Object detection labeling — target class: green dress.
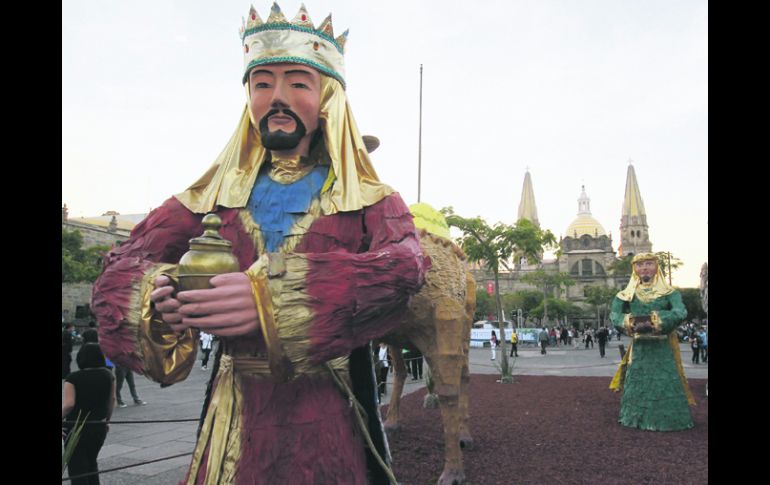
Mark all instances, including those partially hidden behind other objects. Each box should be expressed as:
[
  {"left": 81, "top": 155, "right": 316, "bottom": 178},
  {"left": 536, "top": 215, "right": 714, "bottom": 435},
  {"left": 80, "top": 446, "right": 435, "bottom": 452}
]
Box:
[{"left": 610, "top": 291, "right": 694, "bottom": 431}]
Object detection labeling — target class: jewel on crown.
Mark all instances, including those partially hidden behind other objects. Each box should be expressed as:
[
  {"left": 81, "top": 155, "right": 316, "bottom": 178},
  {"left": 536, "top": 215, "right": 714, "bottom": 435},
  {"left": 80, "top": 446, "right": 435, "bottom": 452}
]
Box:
[{"left": 240, "top": 2, "right": 349, "bottom": 53}]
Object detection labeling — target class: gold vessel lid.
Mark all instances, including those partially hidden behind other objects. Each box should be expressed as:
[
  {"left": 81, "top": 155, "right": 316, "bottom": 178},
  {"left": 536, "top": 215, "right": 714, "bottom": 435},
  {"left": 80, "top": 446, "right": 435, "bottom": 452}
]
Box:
[{"left": 189, "top": 213, "right": 232, "bottom": 249}]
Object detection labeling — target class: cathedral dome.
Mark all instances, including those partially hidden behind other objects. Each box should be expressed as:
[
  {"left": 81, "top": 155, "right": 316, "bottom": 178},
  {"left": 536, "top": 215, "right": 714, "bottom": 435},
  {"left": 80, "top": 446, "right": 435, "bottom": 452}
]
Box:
[
  {"left": 566, "top": 214, "right": 606, "bottom": 238},
  {"left": 565, "top": 185, "right": 606, "bottom": 238}
]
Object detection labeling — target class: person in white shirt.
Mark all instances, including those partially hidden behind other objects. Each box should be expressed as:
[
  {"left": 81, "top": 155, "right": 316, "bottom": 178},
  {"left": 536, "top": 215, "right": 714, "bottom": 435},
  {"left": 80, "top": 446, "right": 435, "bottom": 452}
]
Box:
[
  {"left": 377, "top": 342, "right": 390, "bottom": 398},
  {"left": 490, "top": 331, "right": 499, "bottom": 360},
  {"left": 200, "top": 331, "right": 214, "bottom": 370}
]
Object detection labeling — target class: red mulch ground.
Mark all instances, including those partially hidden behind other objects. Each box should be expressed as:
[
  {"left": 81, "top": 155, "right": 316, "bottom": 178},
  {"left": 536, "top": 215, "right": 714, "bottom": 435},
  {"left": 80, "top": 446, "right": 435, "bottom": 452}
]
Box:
[{"left": 382, "top": 375, "right": 708, "bottom": 485}]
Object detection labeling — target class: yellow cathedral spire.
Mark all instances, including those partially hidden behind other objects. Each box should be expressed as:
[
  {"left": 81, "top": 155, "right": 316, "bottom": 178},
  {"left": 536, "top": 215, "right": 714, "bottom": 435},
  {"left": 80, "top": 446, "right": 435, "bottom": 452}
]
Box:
[
  {"left": 619, "top": 161, "right": 652, "bottom": 256},
  {"left": 517, "top": 169, "right": 540, "bottom": 227}
]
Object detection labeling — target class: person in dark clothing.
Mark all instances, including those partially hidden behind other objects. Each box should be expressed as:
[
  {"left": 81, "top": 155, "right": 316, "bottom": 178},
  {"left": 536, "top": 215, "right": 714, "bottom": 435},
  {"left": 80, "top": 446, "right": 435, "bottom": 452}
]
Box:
[
  {"left": 409, "top": 347, "right": 424, "bottom": 380},
  {"left": 539, "top": 327, "right": 549, "bottom": 355},
  {"left": 81, "top": 321, "right": 99, "bottom": 344},
  {"left": 690, "top": 333, "right": 700, "bottom": 364},
  {"left": 114, "top": 365, "right": 146, "bottom": 407},
  {"left": 62, "top": 343, "right": 115, "bottom": 485},
  {"left": 62, "top": 324, "right": 75, "bottom": 379},
  {"left": 584, "top": 329, "right": 594, "bottom": 349},
  {"left": 596, "top": 326, "right": 609, "bottom": 358}
]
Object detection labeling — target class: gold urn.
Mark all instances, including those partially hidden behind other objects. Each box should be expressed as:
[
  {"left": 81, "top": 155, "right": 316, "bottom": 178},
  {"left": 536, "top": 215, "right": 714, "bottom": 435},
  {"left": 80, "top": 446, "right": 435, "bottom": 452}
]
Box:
[{"left": 177, "top": 214, "right": 240, "bottom": 291}]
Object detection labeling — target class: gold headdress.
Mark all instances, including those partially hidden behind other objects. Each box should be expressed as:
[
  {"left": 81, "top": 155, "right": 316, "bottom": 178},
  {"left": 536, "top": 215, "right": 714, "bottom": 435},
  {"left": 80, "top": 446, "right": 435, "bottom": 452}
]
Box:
[
  {"left": 615, "top": 252, "right": 674, "bottom": 302},
  {"left": 175, "top": 3, "right": 393, "bottom": 215}
]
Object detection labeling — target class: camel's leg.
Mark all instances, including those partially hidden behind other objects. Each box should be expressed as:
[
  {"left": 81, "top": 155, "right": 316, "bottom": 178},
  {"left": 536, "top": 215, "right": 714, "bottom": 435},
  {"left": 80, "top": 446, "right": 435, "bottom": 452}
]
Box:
[
  {"left": 458, "top": 344, "right": 473, "bottom": 450},
  {"left": 384, "top": 344, "right": 408, "bottom": 435},
  {"left": 459, "top": 275, "right": 476, "bottom": 450},
  {"left": 426, "top": 299, "right": 467, "bottom": 485}
]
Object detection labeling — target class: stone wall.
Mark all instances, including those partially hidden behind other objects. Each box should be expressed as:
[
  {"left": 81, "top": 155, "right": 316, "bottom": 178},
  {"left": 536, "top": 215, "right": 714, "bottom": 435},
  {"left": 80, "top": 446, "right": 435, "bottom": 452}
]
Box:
[
  {"left": 63, "top": 221, "right": 129, "bottom": 248},
  {"left": 62, "top": 282, "right": 93, "bottom": 324}
]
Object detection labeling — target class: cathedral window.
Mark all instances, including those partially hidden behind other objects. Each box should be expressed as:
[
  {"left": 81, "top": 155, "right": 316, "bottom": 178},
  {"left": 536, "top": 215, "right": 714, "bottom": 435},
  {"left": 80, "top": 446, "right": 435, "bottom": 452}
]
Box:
[{"left": 581, "top": 259, "right": 593, "bottom": 276}]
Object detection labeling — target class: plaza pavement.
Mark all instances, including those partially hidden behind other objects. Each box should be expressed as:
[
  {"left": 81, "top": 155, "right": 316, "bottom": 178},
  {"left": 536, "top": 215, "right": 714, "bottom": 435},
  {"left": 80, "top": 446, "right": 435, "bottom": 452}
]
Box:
[{"left": 62, "top": 335, "right": 708, "bottom": 484}]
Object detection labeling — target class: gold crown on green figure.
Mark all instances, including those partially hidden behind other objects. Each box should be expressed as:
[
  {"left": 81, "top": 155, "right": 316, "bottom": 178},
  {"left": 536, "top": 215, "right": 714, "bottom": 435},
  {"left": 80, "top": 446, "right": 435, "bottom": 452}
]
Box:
[{"left": 240, "top": 3, "right": 349, "bottom": 88}]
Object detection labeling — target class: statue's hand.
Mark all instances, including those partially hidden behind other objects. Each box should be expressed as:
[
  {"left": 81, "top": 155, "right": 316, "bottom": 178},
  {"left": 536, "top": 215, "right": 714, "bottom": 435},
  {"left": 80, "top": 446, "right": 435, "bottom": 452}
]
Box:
[
  {"left": 151, "top": 275, "right": 186, "bottom": 332},
  {"left": 176, "top": 272, "right": 260, "bottom": 338}
]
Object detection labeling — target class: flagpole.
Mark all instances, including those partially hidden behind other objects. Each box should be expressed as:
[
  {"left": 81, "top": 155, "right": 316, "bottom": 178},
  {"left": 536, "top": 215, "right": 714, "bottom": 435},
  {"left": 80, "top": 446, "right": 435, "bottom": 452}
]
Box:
[{"left": 418, "top": 64, "right": 423, "bottom": 203}]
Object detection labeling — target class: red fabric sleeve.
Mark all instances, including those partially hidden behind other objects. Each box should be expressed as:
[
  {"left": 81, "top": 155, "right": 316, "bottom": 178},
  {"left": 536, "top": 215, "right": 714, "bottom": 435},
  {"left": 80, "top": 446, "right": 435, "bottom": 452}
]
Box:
[
  {"left": 91, "top": 197, "right": 203, "bottom": 372},
  {"left": 303, "top": 193, "right": 429, "bottom": 364}
]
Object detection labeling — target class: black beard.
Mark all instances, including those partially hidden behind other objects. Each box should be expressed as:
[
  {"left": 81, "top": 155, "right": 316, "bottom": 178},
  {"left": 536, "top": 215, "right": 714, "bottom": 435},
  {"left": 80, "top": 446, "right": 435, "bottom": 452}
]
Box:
[
  {"left": 258, "top": 109, "right": 307, "bottom": 150},
  {"left": 640, "top": 275, "right": 653, "bottom": 283}
]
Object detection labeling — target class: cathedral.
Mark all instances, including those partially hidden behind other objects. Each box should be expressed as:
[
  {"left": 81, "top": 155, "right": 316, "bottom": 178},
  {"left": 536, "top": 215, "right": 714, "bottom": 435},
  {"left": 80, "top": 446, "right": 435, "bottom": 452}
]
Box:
[{"left": 470, "top": 163, "right": 652, "bottom": 321}]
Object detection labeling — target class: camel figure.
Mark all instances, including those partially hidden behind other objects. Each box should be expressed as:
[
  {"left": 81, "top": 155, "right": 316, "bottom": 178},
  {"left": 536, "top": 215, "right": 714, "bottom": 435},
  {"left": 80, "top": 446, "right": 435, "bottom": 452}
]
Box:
[{"left": 381, "top": 229, "right": 476, "bottom": 485}]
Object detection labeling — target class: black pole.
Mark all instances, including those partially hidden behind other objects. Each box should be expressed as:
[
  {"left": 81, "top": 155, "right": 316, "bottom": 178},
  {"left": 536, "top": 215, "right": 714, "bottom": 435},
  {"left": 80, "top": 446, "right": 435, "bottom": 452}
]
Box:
[{"left": 418, "top": 64, "right": 423, "bottom": 203}]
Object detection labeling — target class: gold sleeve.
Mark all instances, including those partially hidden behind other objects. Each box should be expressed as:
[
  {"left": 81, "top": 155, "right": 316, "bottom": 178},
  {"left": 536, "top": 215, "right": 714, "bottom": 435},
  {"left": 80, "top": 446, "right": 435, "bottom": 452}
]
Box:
[{"left": 137, "top": 263, "right": 199, "bottom": 385}]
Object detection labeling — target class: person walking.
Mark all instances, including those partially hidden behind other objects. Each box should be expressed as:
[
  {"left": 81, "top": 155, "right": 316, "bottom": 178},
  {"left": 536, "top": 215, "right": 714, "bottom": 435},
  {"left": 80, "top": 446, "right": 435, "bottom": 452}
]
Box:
[
  {"left": 585, "top": 328, "right": 594, "bottom": 349},
  {"left": 539, "top": 327, "right": 549, "bottom": 355},
  {"left": 81, "top": 321, "right": 99, "bottom": 344},
  {"left": 509, "top": 329, "right": 519, "bottom": 357},
  {"left": 490, "top": 331, "right": 499, "bottom": 360},
  {"left": 114, "top": 365, "right": 146, "bottom": 408},
  {"left": 690, "top": 332, "right": 700, "bottom": 364},
  {"left": 698, "top": 327, "right": 708, "bottom": 363},
  {"left": 377, "top": 343, "right": 390, "bottom": 398},
  {"left": 62, "top": 343, "right": 115, "bottom": 485},
  {"left": 62, "top": 323, "right": 75, "bottom": 379},
  {"left": 410, "top": 346, "right": 424, "bottom": 380},
  {"left": 597, "top": 326, "right": 609, "bottom": 358},
  {"left": 200, "top": 331, "right": 214, "bottom": 370}
]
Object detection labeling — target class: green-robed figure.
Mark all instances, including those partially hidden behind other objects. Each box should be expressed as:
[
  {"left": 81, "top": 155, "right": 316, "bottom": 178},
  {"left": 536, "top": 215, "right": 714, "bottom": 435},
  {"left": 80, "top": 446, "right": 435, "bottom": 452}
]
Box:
[{"left": 609, "top": 252, "right": 695, "bottom": 431}]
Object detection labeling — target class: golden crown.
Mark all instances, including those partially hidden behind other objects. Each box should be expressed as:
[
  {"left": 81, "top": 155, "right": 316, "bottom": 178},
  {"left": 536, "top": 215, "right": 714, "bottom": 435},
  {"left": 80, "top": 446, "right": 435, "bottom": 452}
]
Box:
[{"left": 240, "top": 3, "right": 349, "bottom": 88}]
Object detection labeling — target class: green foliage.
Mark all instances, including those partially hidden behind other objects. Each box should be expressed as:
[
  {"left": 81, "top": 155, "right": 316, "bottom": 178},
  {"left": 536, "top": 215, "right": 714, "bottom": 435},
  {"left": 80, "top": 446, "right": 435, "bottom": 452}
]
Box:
[
  {"left": 63, "top": 411, "right": 89, "bottom": 476},
  {"left": 520, "top": 270, "right": 575, "bottom": 323},
  {"left": 62, "top": 229, "right": 110, "bottom": 283},
  {"left": 679, "top": 288, "right": 707, "bottom": 321},
  {"left": 608, "top": 254, "right": 633, "bottom": 276},
  {"left": 584, "top": 285, "right": 618, "bottom": 326},
  {"left": 520, "top": 270, "right": 575, "bottom": 295},
  {"left": 474, "top": 288, "right": 496, "bottom": 321},
  {"left": 442, "top": 209, "right": 557, "bottom": 275},
  {"left": 501, "top": 291, "right": 543, "bottom": 321},
  {"left": 584, "top": 285, "right": 617, "bottom": 307},
  {"left": 609, "top": 252, "right": 683, "bottom": 279},
  {"left": 531, "top": 298, "right": 584, "bottom": 321},
  {"left": 656, "top": 251, "right": 683, "bottom": 278}
]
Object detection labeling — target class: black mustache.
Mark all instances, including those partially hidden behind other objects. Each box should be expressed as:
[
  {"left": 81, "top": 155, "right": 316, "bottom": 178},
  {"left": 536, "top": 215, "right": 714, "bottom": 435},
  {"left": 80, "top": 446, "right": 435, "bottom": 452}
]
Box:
[{"left": 261, "top": 109, "right": 302, "bottom": 126}]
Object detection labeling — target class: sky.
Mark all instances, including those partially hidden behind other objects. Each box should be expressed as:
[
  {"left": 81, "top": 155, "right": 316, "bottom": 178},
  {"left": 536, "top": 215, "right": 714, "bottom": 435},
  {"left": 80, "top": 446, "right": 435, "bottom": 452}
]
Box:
[{"left": 62, "top": 0, "right": 707, "bottom": 288}]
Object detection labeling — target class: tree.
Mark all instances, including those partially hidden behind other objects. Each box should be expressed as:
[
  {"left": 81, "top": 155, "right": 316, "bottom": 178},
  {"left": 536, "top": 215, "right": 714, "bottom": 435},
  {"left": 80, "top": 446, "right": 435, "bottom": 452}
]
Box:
[
  {"left": 608, "top": 254, "right": 633, "bottom": 276},
  {"left": 474, "top": 288, "right": 495, "bottom": 321},
  {"left": 531, "top": 298, "right": 583, "bottom": 326},
  {"left": 62, "top": 229, "right": 110, "bottom": 283},
  {"left": 656, "top": 251, "right": 683, "bottom": 281},
  {"left": 609, "top": 252, "right": 683, "bottom": 281},
  {"left": 679, "top": 288, "right": 707, "bottom": 323},
  {"left": 499, "top": 291, "right": 542, "bottom": 327},
  {"left": 520, "top": 270, "right": 575, "bottom": 326},
  {"left": 443, "top": 209, "right": 556, "bottom": 382},
  {"left": 584, "top": 285, "right": 618, "bottom": 328}
]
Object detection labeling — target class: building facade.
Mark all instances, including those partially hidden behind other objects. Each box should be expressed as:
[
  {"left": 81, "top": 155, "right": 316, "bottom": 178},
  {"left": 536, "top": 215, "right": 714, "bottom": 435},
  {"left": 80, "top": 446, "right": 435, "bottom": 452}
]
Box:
[
  {"left": 470, "top": 164, "right": 650, "bottom": 325},
  {"left": 61, "top": 204, "right": 144, "bottom": 325}
]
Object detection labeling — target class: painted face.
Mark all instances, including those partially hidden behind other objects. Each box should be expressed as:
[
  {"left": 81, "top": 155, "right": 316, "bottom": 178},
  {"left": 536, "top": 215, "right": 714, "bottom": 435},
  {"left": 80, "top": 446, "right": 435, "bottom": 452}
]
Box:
[
  {"left": 247, "top": 63, "right": 322, "bottom": 156},
  {"left": 634, "top": 259, "right": 658, "bottom": 284}
]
